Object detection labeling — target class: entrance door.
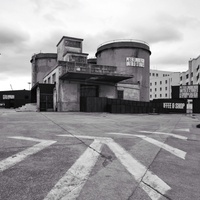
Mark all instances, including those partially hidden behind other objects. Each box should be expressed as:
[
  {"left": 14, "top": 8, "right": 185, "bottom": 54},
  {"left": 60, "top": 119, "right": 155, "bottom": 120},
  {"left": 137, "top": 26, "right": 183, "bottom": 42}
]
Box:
[{"left": 40, "top": 94, "right": 53, "bottom": 111}]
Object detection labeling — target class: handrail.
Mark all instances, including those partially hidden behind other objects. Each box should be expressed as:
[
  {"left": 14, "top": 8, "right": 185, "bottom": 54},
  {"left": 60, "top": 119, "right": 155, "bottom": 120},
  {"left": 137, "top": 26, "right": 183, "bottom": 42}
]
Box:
[{"left": 97, "top": 39, "right": 150, "bottom": 49}]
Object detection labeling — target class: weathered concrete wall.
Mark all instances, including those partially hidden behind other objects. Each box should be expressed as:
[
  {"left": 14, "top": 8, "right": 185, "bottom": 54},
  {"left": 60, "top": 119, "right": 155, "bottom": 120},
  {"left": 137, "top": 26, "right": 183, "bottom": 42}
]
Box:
[
  {"left": 96, "top": 41, "right": 151, "bottom": 102},
  {"left": 99, "top": 85, "right": 117, "bottom": 98},
  {"left": 58, "top": 80, "right": 80, "bottom": 111},
  {"left": 117, "top": 83, "right": 140, "bottom": 101},
  {"left": 31, "top": 54, "right": 57, "bottom": 87}
]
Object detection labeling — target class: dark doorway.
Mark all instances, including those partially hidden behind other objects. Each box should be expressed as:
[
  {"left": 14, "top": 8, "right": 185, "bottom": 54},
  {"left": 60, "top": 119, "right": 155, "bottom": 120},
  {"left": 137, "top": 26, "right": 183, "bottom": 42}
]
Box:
[
  {"left": 80, "top": 85, "right": 99, "bottom": 97},
  {"left": 40, "top": 94, "right": 53, "bottom": 111}
]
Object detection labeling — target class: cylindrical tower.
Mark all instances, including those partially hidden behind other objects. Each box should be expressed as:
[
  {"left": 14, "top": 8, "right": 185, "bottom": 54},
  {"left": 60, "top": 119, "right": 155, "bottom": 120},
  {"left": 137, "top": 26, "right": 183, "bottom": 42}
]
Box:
[
  {"left": 30, "top": 53, "right": 57, "bottom": 87},
  {"left": 95, "top": 39, "right": 151, "bottom": 101}
]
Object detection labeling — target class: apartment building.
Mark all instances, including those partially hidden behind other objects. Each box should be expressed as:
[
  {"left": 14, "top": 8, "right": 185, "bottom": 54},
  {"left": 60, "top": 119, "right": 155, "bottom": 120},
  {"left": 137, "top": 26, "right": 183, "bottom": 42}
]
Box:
[
  {"left": 180, "top": 55, "right": 200, "bottom": 85},
  {"left": 150, "top": 69, "right": 180, "bottom": 100}
]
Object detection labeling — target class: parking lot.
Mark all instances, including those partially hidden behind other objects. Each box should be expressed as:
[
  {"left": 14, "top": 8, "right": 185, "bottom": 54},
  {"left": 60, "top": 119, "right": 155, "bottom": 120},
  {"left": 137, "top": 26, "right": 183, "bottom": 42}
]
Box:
[{"left": 0, "top": 109, "right": 200, "bottom": 200}]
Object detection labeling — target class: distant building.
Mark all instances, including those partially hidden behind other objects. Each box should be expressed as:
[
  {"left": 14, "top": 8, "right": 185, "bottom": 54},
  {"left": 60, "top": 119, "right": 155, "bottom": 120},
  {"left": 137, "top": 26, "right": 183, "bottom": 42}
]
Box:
[
  {"left": 0, "top": 90, "right": 31, "bottom": 108},
  {"left": 149, "top": 69, "right": 180, "bottom": 100},
  {"left": 180, "top": 55, "right": 200, "bottom": 85}
]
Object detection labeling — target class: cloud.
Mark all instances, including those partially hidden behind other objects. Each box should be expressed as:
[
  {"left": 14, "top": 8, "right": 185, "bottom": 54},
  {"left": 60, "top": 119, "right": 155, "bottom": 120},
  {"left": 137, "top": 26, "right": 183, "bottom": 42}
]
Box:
[{"left": 0, "top": 25, "right": 30, "bottom": 46}]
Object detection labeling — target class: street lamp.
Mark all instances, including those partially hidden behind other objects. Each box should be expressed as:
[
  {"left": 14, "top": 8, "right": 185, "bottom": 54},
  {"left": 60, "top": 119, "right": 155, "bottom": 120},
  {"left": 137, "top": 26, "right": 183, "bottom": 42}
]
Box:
[{"left": 28, "top": 82, "right": 31, "bottom": 90}]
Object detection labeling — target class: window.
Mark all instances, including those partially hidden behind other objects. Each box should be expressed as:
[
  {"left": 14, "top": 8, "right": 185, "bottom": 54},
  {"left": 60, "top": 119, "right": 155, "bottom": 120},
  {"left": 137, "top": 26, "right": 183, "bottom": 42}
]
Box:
[
  {"left": 165, "top": 80, "right": 167, "bottom": 84},
  {"left": 155, "top": 94, "right": 157, "bottom": 98},
  {"left": 165, "top": 87, "right": 167, "bottom": 90},
  {"left": 155, "top": 82, "right": 157, "bottom": 85},
  {"left": 165, "top": 93, "right": 167, "bottom": 97},
  {"left": 191, "top": 72, "right": 193, "bottom": 77},
  {"left": 186, "top": 82, "right": 188, "bottom": 85},
  {"left": 197, "top": 73, "right": 199, "bottom": 80},
  {"left": 160, "top": 81, "right": 162, "bottom": 84},
  {"left": 180, "top": 76, "right": 182, "bottom": 81},
  {"left": 160, "top": 87, "right": 162, "bottom": 91},
  {"left": 155, "top": 88, "right": 157, "bottom": 91},
  {"left": 156, "top": 73, "right": 158, "bottom": 77},
  {"left": 160, "top": 94, "right": 162, "bottom": 97},
  {"left": 153, "top": 73, "right": 155, "bottom": 76},
  {"left": 150, "top": 82, "right": 152, "bottom": 86},
  {"left": 48, "top": 77, "right": 51, "bottom": 83},
  {"left": 197, "top": 65, "right": 200, "bottom": 71},
  {"left": 52, "top": 73, "right": 56, "bottom": 83},
  {"left": 150, "top": 95, "right": 152, "bottom": 98},
  {"left": 150, "top": 89, "right": 152, "bottom": 92},
  {"left": 117, "top": 90, "right": 124, "bottom": 99},
  {"left": 186, "top": 74, "right": 189, "bottom": 79}
]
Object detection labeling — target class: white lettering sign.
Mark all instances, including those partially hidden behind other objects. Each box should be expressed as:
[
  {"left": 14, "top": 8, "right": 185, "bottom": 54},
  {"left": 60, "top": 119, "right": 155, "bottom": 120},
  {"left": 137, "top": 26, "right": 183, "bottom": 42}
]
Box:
[
  {"left": 163, "top": 103, "right": 185, "bottom": 109},
  {"left": 126, "top": 57, "right": 145, "bottom": 67},
  {"left": 179, "top": 85, "right": 198, "bottom": 98},
  {"left": 3, "top": 95, "right": 15, "bottom": 100}
]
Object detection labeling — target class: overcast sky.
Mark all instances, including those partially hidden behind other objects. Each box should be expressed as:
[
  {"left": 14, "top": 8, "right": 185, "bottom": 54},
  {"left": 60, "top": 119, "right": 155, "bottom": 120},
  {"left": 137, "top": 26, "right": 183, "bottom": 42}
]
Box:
[{"left": 0, "top": 0, "right": 200, "bottom": 91}]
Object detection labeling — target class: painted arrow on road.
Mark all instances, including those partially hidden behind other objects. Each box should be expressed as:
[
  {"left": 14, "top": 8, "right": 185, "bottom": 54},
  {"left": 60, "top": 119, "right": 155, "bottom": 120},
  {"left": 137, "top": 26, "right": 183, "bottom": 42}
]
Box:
[
  {"left": 0, "top": 136, "right": 56, "bottom": 172},
  {"left": 44, "top": 135, "right": 171, "bottom": 200}
]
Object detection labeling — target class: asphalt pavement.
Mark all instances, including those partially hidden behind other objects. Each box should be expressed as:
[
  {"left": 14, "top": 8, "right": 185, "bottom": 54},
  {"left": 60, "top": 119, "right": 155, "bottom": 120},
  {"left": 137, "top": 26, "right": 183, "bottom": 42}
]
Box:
[{"left": 0, "top": 108, "right": 200, "bottom": 200}]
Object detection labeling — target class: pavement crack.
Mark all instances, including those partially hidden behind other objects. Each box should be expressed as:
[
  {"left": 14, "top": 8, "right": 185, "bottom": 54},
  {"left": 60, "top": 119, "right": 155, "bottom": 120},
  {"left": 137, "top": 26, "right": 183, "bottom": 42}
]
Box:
[
  {"left": 39, "top": 113, "right": 113, "bottom": 162},
  {"left": 141, "top": 180, "right": 172, "bottom": 200}
]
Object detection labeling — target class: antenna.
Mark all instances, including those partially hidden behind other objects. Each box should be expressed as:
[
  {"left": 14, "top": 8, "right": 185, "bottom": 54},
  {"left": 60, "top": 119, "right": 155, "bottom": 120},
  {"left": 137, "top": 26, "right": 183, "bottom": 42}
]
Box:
[{"left": 10, "top": 84, "right": 13, "bottom": 90}]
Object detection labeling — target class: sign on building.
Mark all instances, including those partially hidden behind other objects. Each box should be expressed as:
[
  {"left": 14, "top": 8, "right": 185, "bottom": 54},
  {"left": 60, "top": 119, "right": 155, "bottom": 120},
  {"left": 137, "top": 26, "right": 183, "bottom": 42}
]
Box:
[
  {"left": 126, "top": 57, "right": 145, "bottom": 67},
  {"left": 163, "top": 102, "right": 185, "bottom": 109},
  {"left": 2, "top": 95, "right": 15, "bottom": 100},
  {"left": 179, "top": 85, "right": 198, "bottom": 98}
]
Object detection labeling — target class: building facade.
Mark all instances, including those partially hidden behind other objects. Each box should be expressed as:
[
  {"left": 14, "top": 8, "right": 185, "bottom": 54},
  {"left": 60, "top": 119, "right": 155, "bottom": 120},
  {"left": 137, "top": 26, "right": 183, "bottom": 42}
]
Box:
[
  {"left": 149, "top": 69, "right": 180, "bottom": 100},
  {"left": 180, "top": 55, "right": 200, "bottom": 85},
  {"left": 31, "top": 36, "right": 151, "bottom": 112}
]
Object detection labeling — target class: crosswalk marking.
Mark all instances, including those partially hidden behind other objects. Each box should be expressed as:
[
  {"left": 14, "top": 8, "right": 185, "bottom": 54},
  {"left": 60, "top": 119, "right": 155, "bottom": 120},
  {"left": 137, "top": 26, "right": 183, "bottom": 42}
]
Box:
[
  {"left": 44, "top": 139, "right": 103, "bottom": 200},
  {"left": 139, "top": 130, "right": 188, "bottom": 140},
  {"left": 108, "top": 133, "right": 186, "bottom": 159},
  {"left": 0, "top": 137, "right": 56, "bottom": 172},
  {"left": 56, "top": 135, "right": 171, "bottom": 200}
]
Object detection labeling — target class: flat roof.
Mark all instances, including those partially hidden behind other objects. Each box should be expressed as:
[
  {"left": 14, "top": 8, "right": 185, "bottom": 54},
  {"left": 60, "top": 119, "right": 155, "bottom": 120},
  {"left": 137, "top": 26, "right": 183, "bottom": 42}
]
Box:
[
  {"left": 56, "top": 36, "right": 84, "bottom": 47},
  {"left": 59, "top": 72, "right": 133, "bottom": 84}
]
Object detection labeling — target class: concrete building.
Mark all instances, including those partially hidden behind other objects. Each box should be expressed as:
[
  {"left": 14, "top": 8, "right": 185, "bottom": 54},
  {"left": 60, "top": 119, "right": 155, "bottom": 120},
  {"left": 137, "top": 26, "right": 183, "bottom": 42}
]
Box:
[
  {"left": 149, "top": 69, "right": 180, "bottom": 100},
  {"left": 180, "top": 55, "right": 200, "bottom": 85},
  {"left": 31, "top": 36, "right": 151, "bottom": 112},
  {"left": 96, "top": 40, "right": 151, "bottom": 102}
]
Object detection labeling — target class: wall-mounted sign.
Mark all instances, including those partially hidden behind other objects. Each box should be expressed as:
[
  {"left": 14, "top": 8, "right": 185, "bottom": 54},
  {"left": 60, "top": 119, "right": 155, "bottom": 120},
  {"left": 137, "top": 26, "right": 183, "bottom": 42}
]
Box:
[
  {"left": 2, "top": 95, "right": 15, "bottom": 100},
  {"left": 126, "top": 57, "right": 145, "bottom": 67},
  {"left": 163, "top": 102, "right": 185, "bottom": 109},
  {"left": 179, "top": 85, "right": 198, "bottom": 98}
]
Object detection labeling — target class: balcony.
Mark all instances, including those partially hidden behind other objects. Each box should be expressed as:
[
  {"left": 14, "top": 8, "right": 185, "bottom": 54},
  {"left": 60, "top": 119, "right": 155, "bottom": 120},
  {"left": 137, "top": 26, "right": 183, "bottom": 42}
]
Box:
[{"left": 59, "top": 61, "right": 133, "bottom": 83}]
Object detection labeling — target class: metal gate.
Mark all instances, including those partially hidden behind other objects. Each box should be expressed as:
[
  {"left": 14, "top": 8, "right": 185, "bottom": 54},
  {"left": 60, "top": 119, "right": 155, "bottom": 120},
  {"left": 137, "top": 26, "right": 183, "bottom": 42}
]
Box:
[{"left": 40, "top": 94, "right": 53, "bottom": 111}]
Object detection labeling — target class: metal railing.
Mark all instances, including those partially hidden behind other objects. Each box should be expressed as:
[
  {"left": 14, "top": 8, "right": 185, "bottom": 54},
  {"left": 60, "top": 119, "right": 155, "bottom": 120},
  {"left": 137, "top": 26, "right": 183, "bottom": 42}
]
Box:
[{"left": 97, "top": 39, "right": 150, "bottom": 49}]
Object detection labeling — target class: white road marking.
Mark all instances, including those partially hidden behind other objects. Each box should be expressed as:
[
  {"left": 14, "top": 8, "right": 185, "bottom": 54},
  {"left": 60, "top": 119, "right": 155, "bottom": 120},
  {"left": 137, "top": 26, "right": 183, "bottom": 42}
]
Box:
[
  {"left": 139, "top": 130, "right": 187, "bottom": 140},
  {"left": 108, "top": 133, "right": 186, "bottom": 159},
  {"left": 105, "top": 140, "right": 171, "bottom": 199},
  {"left": 174, "top": 128, "right": 190, "bottom": 132},
  {"left": 0, "top": 136, "right": 56, "bottom": 172},
  {"left": 44, "top": 139, "right": 103, "bottom": 200},
  {"left": 57, "top": 134, "right": 171, "bottom": 200}
]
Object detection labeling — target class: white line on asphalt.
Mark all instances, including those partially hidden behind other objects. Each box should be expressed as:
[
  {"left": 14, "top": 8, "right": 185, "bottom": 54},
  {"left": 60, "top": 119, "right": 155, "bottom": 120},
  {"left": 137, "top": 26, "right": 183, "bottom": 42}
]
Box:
[
  {"left": 139, "top": 130, "right": 187, "bottom": 140},
  {"left": 58, "top": 134, "right": 112, "bottom": 142},
  {"left": 107, "top": 133, "right": 186, "bottom": 159},
  {"left": 44, "top": 139, "right": 103, "bottom": 200},
  {"left": 57, "top": 134, "right": 171, "bottom": 200},
  {"left": 174, "top": 128, "right": 190, "bottom": 132},
  {"left": 0, "top": 137, "right": 56, "bottom": 172},
  {"left": 105, "top": 140, "right": 171, "bottom": 199}
]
